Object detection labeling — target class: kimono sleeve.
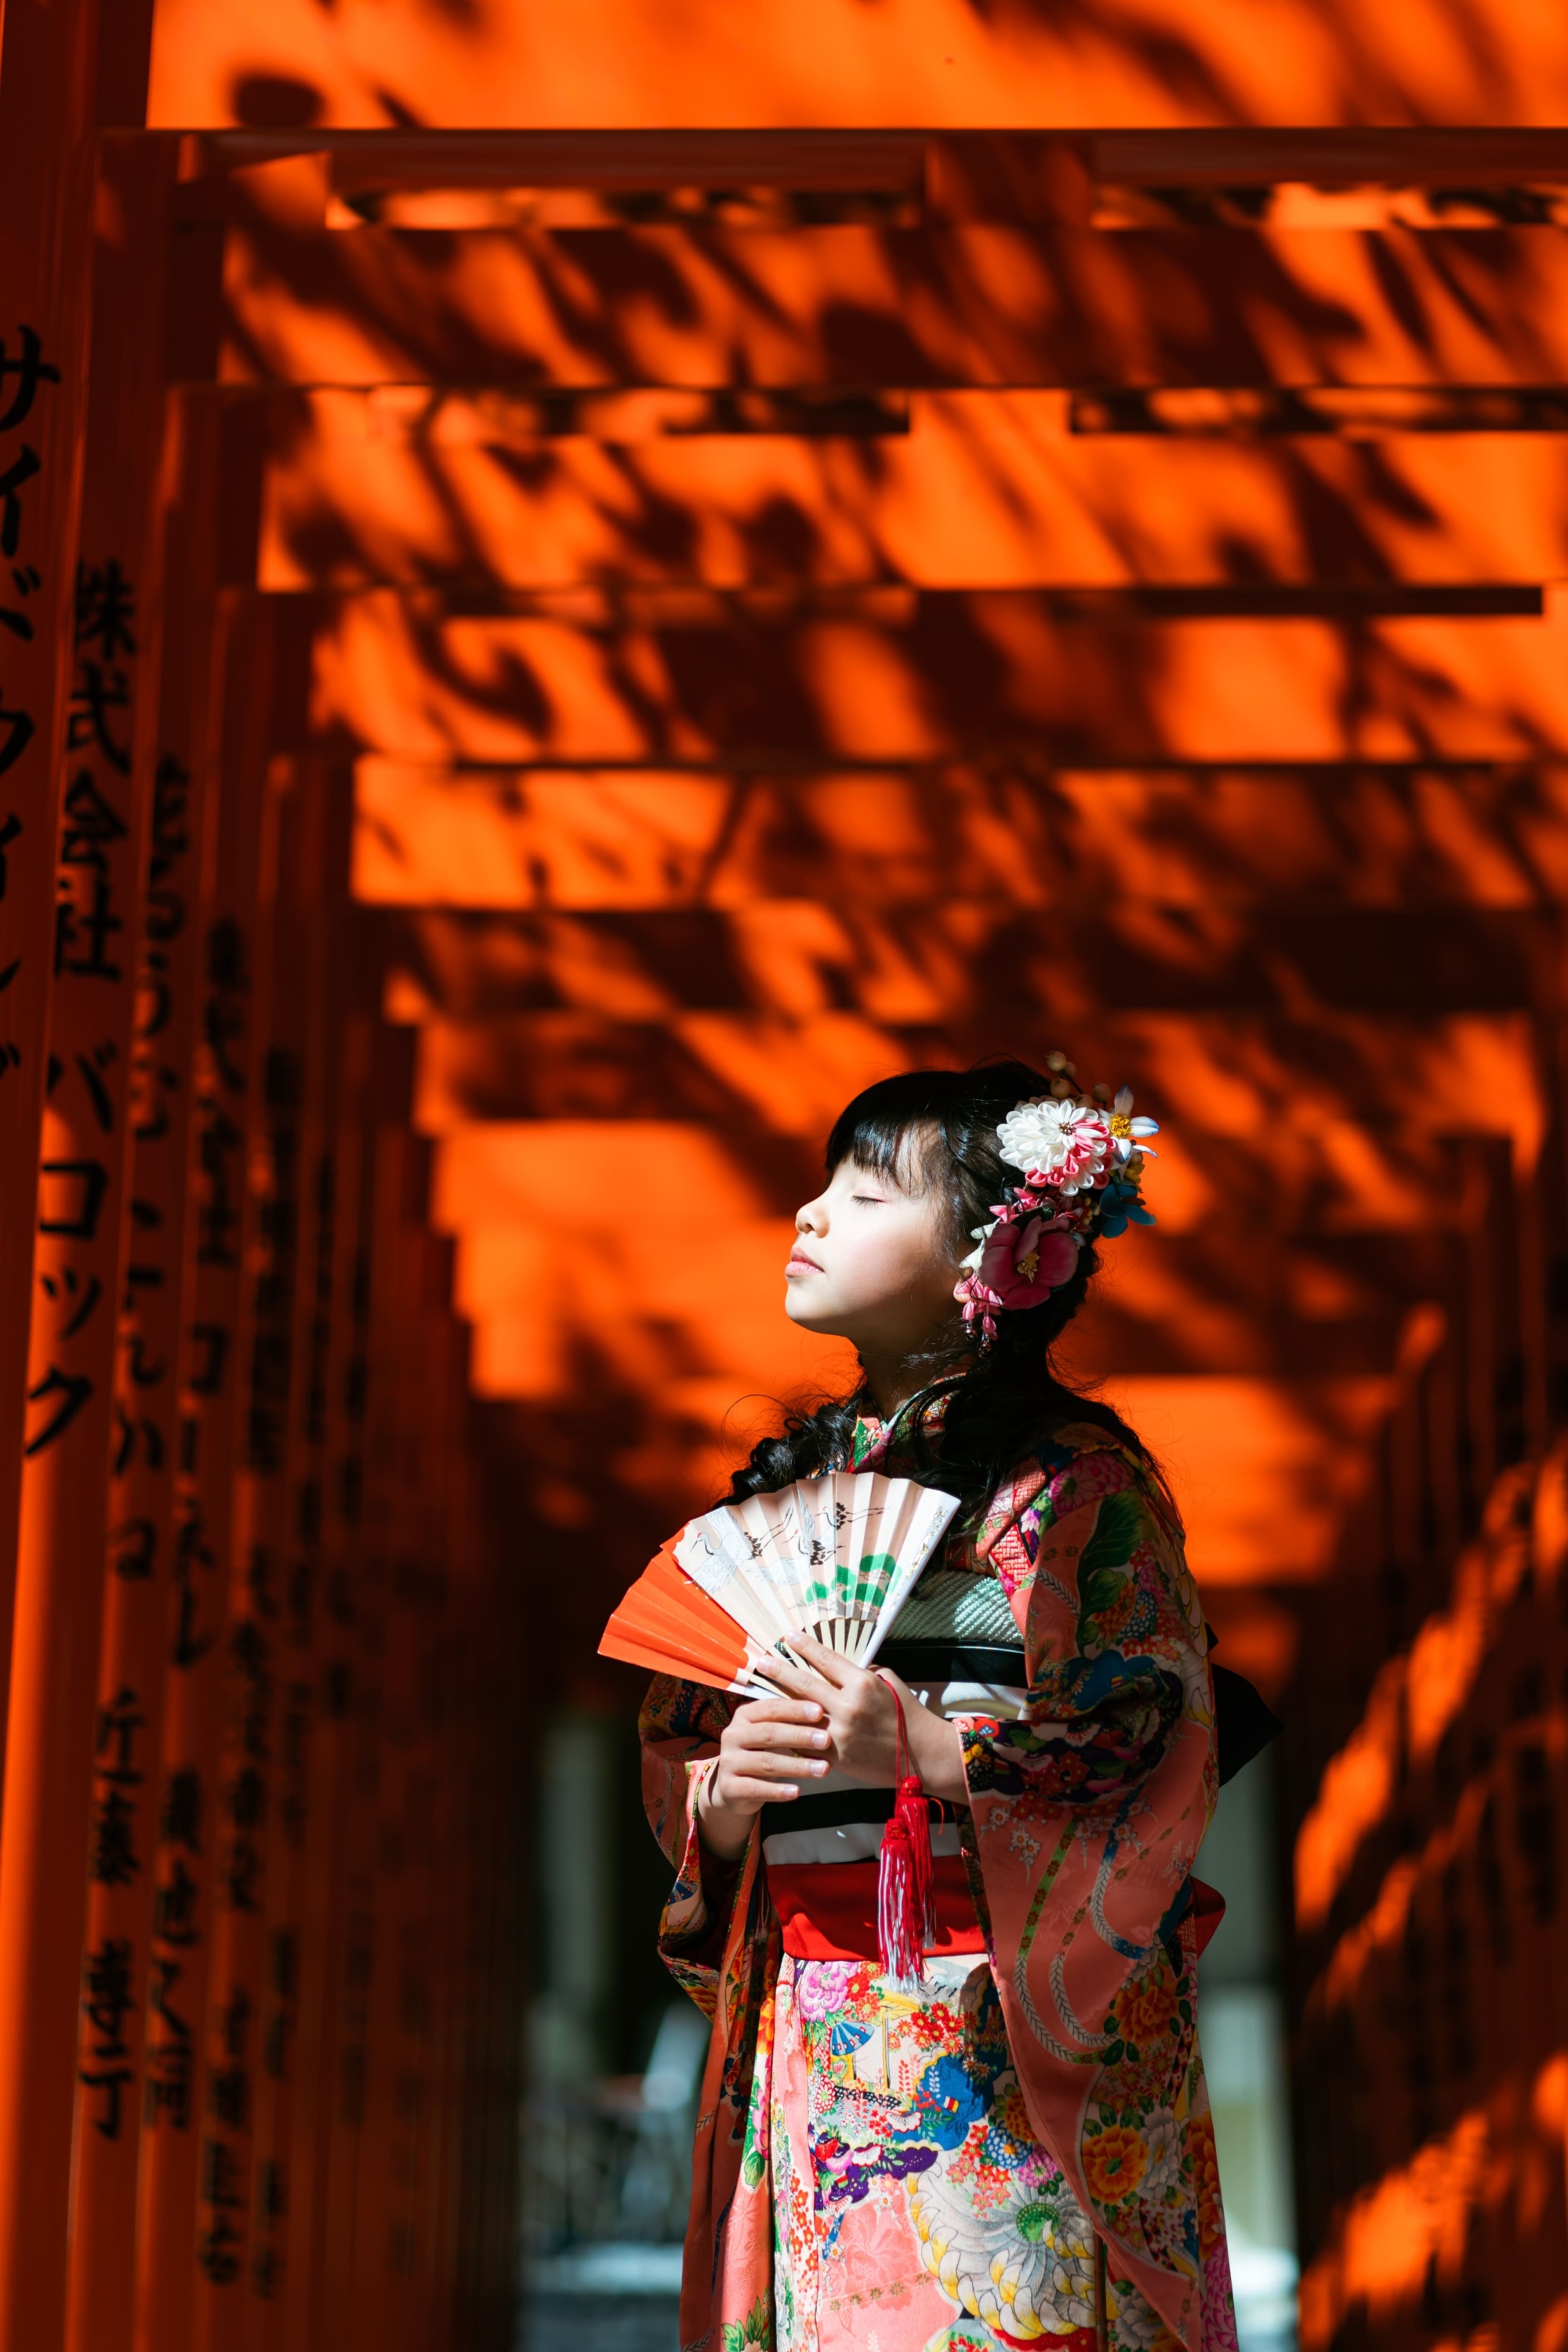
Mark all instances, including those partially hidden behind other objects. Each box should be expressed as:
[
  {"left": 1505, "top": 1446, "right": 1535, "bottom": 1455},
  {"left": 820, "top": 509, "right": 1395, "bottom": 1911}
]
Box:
[
  {"left": 959, "top": 1446, "right": 1200, "bottom": 1811},
  {"left": 637, "top": 1672, "right": 749, "bottom": 2016}
]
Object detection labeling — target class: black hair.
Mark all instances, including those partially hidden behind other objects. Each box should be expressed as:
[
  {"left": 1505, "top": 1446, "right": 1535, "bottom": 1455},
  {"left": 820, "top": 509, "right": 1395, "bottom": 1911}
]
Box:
[{"left": 724, "top": 1060, "right": 1171, "bottom": 1526}]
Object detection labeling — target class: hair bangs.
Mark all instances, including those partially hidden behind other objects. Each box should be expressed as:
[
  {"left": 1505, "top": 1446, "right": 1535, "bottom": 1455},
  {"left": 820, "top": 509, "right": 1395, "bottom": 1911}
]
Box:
[{"left": 825, "top": 1074, "right": 953, "bottom": 1195}]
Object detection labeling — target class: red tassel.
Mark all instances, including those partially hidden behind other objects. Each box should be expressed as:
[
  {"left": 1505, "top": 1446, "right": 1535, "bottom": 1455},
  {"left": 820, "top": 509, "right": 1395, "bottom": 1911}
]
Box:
[{"left": 877, "top": 1686, "right": 935, "bottom": 1985}]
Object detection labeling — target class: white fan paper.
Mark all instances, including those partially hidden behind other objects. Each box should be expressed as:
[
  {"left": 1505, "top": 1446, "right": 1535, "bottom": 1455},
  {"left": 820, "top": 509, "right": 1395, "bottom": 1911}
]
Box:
[{"left": 673, "top": 1472, "right": 960, "bottom": 1679}]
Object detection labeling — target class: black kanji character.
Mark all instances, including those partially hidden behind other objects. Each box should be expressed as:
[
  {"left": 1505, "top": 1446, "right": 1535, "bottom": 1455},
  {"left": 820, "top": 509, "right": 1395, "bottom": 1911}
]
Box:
[
  {"left": 144, "top": 1957, "right": 194, "bottom": 2129},
  {"left": 24, "top": 1362, "right": 93, "bottom": 1454},
  {"left": 39, "top": 1265, "right": 102, "bottom": 1339},
  {"left": 38, "top": 1156, "right": 108, "bottom": 1238},
  {"left": 187, "top": 1324, "right": 230, "bottom": 1398},
  {"left": 171, "top": 1508, "right": 217, "bottom": 1670},
  {"left": 150, "top": 753, "right": 188, "bottom": 855},
  {"left": 96, "top": 1687, "right": 144, "bottom": 1784},
  {"left": 230, "top": 1621, "right": 269, "bottom": 1682},
  {"left": 88, "top": 1788, "right": 139, "bottom": 1886},
  {"left": 0, "top": 692, "right": 34, "bottom": 780},
  {"left": 197, "top": 2216, "right": 243, "bottom": 2285},
  {"left": 152, "top": 1857, "right": 200, "bottom": 1948},
  {"left": 80, "top": 2067, "right": 133, "bottom": 2141},
  {"left": 108, "top": 1518, "right": 156, "bottom": 1581},
  {"left": 57, "top": 768, "right": 127, "bottom": 868},
  {"left": 211, "top": 2125, "right": 252, "bottom": 2205},
  {"left": 0, "top": 808, "right": 19, "bottom": 896},
  {"left": 82, "top": 1936, "right": 135, "bottom": 2056},
  {"left": 135, "top": 962, "right": 173, "bottom": 1041},
  {"left": 160, "top": 1767, "right": 202, "bottom": 1853},
  {"left": 111, "top": 1399, "right": 164, "bottom": 1479},
  {"left": 74, "top": 559, "right": 136, "bottom": 660},
  {"left": 148, "top": 1954, "right": 191, "bottom": 2034},
  {"left": 226, "top": 1766, "right": 266, "bottom": 1831},
  {"left": 195, "top": 1105, "right": 242, "bottom": 1265},
  {"left": 144, "top": 2045, "right": 193, "bottom": 2130},
  {"left": 0, "top": 325, "right": 61, "bottom": 432},
  {"left": 67, "top": 661, "right": 131, "bottom": 775},
  {"left": 124, "top": 1334, "right": 165, "bottom": 1388},
  {"left": 144, "top": 882, "right": 185, "bottom": 944},
  {"left": 131, "top": 1060, "right": 178, "bottom": 1142},
  {"left": 56, "top": 873, "right": 122, "bottom": 980},
  {"left": 72, "top": 1039, "right": 118, "bottom": 1131},
  {"left": 208, "top": 2067, "right": 249, "bottom": 2130},
  {"left": 223, "top": 1838, "right": 262, "bottom": 1914},
  {"left": 0, "top": 442, "right": 38, "bottom": 562}
]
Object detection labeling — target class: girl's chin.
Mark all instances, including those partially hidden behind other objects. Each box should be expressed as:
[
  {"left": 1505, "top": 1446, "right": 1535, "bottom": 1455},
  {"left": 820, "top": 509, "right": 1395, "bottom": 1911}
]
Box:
[{"left": 782, "top": 1287, "right": 842, "bottom": 1332}]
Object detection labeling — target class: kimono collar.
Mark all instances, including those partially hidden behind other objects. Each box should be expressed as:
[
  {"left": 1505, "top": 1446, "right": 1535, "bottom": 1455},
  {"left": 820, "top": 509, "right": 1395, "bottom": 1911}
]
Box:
[{"left": 849, "top": 1386, "right": 949, "bottom": 1473}]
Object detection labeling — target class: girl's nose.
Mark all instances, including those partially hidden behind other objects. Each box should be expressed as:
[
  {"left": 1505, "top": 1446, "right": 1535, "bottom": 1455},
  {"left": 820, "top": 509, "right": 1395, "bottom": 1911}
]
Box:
[{"left": 797, "top": 1198, "right": 826, "bottom": 1233}]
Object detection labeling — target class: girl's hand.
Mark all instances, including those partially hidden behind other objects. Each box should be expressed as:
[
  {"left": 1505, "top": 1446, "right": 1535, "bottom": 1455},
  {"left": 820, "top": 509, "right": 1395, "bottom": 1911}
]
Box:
[
  {"left": 768, "top": 1638, "right": 970, "bottom": 1806},
  {"left": 697, "top": 1695, "right": 831, "bottom": 1861}
]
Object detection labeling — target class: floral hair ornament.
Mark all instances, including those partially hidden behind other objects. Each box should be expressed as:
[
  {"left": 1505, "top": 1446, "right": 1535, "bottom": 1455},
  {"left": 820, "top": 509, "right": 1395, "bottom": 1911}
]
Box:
[{"left": 956, "top": 1054, "right": 1160, "bottom": 1342}]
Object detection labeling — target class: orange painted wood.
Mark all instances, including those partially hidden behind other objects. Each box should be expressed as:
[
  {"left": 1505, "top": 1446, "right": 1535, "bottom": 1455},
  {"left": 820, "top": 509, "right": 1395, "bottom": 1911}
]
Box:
[
  {"left": 131, "top": 598, "right": 283, "bottom": 2352},
  {"left": 285, "top": 591, "right": 1568, "bottom": 767},
  {"left": 254, "top": 394, "right": 1568, "bottom": 593},
  {"left": 350, "top": 763, "right": 1568, "bottom": 913},
  {"left": 0, "top": 0, "right": 100, "bottom": 1759},
  {"left": 0, "top": 103, "right": 172, "bottom": 2352},
  {"left": 188, "top": 746, "right": 309, "bottom": 2352},
  {"left": 274, "top": 1003, "right": 379, "bottom": 2352},
  {"left": 60, "top": 136, "right": 198, "bottom": 2352},
  {"left": 242, "top": 754, "right": 356, "bottom": 2336},
  {"left": 209, "top": 225, "right": 1568, "bottom": 393},
  {"left": 143, "top": 0, "right": 1568, "bottom": 134},
  {"left": 311, "top": 1047, "right": 416, "bottom": 2352}
]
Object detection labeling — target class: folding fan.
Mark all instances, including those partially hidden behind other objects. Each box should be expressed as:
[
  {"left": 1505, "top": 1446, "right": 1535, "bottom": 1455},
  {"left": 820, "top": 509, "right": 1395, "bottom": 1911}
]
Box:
[{"left": 599, "top": 1472, "right": 961, "bottom": 1694}]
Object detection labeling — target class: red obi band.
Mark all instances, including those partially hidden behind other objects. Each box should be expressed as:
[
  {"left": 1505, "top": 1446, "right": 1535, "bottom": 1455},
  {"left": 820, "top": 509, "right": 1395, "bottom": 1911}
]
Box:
[
  {"left": 767, "top": 1857, "right": 987, "bottom": 1964},
  {"left": 766, "top": 1864, "right": 1227, "bottom": 1969}
]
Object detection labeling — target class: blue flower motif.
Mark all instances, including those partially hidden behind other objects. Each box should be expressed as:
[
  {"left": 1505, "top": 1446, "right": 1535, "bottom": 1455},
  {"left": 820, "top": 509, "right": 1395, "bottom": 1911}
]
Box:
[{"left": 909, "top": 2053, "right": 986, "bottom": 2149}]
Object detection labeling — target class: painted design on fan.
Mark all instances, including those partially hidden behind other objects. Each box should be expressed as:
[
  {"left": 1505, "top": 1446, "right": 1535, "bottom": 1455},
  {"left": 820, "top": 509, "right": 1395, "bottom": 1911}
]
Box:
[{"left": 671, "top": 1475, "right": 963, "bottom": 1674}]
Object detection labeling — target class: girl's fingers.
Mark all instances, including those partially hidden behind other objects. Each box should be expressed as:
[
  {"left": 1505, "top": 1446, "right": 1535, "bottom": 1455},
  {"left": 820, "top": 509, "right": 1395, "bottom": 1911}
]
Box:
[
  {"left": 728, "top": 1745, "right": 826, "bottom": 1778},
  {"left": 746, "top": 1693, "right": 828, "bottom": 1726},
  {"left": 776, "top": 1634, "right": 855, "bottom": 1690},
  {"left": 763, "top": 1651, "right": 837, "bottom": 1702},
  {"left": 733, "top": 1779, "right": 797, "bottom": 1806},
  {"left": 740, "top": 1718, "right": 829, "bottom": 1750}
]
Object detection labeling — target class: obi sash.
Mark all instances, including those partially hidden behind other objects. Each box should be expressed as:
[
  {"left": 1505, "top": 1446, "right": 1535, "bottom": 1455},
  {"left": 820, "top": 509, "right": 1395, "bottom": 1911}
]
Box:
[{"left": 766, "top": 1854, "right": 988, "bottom": 1963}]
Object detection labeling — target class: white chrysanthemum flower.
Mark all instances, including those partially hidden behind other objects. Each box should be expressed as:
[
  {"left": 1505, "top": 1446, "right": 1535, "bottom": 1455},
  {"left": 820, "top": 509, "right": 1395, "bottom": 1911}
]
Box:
[
  {"left": 996, "top": 1098, "right": 1111, "bottom": 1196},
  {"left": 909, "top": 2161, "right": 1098, "bottom": 2340},
  {"left": 1109, "top": 2281, "right": 1170, "bottom": 2350},
  {"left": 1140, "top": 2106, "right": 1182, "bottom": 2194},
  {"left": 1107, "top": 1085, "right": 1160, "bottom": 1164}
]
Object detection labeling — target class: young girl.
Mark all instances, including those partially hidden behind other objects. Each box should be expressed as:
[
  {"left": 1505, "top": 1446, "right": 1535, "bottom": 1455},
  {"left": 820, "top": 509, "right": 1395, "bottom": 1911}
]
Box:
[{"left": 639, "top": 1061, "right": 1235, "bottom": 2352}]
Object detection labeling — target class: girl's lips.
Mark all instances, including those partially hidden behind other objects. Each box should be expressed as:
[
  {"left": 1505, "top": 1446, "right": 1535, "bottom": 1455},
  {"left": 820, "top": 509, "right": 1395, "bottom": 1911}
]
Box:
[{"left": 786, "top": 1250, "right": 822, "bottom": 1276}]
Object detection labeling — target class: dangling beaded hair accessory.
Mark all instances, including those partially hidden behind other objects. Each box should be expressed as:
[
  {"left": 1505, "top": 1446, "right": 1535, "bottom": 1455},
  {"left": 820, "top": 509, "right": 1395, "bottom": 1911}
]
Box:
[{"left": 956, "top": 1051, "right": 1160, "bottom": 1345}]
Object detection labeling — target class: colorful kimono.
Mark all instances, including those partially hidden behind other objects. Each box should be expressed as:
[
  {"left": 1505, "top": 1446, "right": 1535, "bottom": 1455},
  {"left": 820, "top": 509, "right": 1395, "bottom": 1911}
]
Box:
[{"left": 639, "top": 1417, "right": 1236, "bottom": 2352}]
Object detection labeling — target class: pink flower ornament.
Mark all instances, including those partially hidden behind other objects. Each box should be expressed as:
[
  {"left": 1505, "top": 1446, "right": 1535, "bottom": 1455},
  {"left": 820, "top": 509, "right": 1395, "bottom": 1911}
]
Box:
[
  {"left": 958, "top": 1070, "right": 1160, "bottom": 1343},
  {"left": 960, "top": 1211, "right": 1081, "bottom": 1334}
]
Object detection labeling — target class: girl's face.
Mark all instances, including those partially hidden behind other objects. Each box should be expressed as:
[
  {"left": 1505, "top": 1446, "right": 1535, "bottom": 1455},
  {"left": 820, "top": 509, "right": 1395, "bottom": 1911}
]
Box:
[{"left": 784, "top": 1145, "right": 965, "bottom": 1361}]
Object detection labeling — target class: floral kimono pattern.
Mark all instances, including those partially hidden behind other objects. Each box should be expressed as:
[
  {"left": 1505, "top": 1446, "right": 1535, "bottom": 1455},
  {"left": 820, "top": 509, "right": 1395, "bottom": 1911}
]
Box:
[{"left": 638, "top": 1421, "right": 1235, "bottom": 2352}]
